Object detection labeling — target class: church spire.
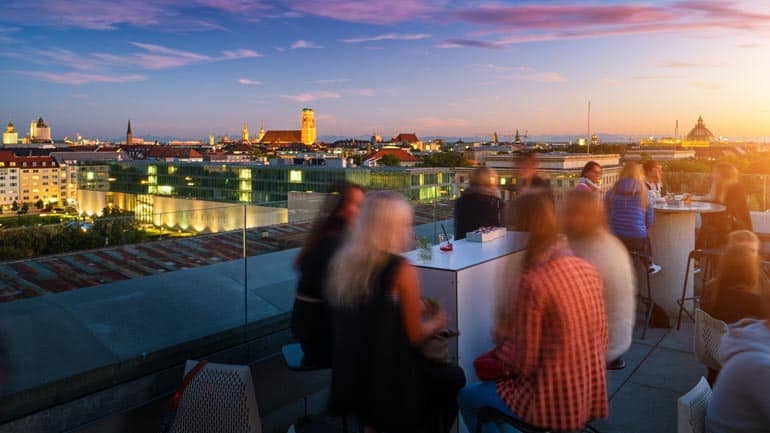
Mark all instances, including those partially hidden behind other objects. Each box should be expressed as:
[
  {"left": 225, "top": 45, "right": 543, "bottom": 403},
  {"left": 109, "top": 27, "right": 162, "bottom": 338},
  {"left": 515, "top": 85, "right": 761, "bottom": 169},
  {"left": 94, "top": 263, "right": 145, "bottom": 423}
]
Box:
[{"left": 126, "top": 119, "right": 133, "bottom": 145}]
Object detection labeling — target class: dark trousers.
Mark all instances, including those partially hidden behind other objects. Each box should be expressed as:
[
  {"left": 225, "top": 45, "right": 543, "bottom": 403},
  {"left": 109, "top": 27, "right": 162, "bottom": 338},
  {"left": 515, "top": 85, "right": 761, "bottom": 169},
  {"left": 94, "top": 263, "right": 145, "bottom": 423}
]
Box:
[
  {"left": 420, "top": 360, "right": 466, "bottom": 433},
  {"left": 290, "top": 299, "right": 331, "bottom": 367},
  {"left": 619, "top": 236, "right": 653, "bottom": 264}
]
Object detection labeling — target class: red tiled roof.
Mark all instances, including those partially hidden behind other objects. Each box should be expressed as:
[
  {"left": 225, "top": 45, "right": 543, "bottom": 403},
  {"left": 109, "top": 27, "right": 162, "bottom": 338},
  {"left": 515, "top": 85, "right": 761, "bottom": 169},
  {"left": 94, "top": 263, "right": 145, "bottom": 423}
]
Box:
[
  {"left": 259, "top": 130, "right": 302, "bottom": 144},
  {"left": 366, "top": 148, "right": 419, "bottom": 162},
  {"left": 146, "top": 147, "right": 203, "bottom": 159},
  {"left": 394, "top": 133, "right": 419, "bottom": 143},
  {"left": 0, "top": 150, "right": 58, "bottom": 167}
]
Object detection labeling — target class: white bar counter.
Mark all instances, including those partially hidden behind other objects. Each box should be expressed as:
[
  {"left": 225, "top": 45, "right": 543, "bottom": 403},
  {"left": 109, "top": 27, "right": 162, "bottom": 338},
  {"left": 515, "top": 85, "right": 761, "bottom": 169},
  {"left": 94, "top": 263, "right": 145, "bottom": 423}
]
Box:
[
  {"left": 404, "top": 231, "right": 528, "bottom": 382},
  {"left": 649, "top": 202, "right": 725, "bottom": 317}
]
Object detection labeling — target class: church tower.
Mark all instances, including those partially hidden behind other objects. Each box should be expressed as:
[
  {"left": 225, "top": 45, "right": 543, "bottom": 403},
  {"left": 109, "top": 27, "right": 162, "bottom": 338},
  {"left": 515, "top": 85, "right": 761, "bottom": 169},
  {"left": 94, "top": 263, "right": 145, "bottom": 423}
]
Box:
[
  {"left": 514, "top": 129, "right": 522, "bottom": 145},
  {"left": 301, "top": 108, "right": 316, "bottom": 145},
  {"left": 126, "top": 120, "right": 133, "bottom": 145},
  {"left": 242, "top": 121, "right": 250, "bottom": 143},
  {"left": 257, "top": 122, "right": 266, "bottom": 142}
]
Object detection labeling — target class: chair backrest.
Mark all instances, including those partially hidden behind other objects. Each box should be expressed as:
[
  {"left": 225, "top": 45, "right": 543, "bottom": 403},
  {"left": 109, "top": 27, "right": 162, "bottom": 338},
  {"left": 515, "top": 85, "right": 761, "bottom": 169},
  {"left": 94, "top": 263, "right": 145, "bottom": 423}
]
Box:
[
  {"left": 694, "top": 308, "right": 729, "bottom": 371},
  {"left": 170, "top": 361, "right": 262, "bottom": 433},
  {"left": 677, "top": 376, "right": 712, "bottom": 433}
]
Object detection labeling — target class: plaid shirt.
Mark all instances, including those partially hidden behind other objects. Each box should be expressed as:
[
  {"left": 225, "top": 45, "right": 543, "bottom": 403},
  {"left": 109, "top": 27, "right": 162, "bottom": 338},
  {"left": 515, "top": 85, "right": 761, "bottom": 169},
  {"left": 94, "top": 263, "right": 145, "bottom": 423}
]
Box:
[{"left": 496, "top": 254, "right": 609, "bottom": 431}]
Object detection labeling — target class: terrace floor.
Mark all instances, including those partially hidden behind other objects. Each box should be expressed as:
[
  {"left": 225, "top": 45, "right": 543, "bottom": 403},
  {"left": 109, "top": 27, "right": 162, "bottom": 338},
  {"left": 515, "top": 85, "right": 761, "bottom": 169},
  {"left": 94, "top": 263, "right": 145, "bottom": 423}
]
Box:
[{"left": 69, "top": 318, "right": 703, "bottom": 433}]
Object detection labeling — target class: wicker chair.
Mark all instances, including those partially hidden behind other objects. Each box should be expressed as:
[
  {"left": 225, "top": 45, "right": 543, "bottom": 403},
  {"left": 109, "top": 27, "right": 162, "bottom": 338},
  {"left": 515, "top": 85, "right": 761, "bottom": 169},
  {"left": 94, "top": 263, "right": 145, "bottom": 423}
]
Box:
[
  {"left": 677, "top": 377, "right": 712, "bottom": 433},
  {"left": 170, "top": 361, "right": 262, "bottom": 433},
  {"left": 693, "top": 309, "right": 729, "bottom": 372}
]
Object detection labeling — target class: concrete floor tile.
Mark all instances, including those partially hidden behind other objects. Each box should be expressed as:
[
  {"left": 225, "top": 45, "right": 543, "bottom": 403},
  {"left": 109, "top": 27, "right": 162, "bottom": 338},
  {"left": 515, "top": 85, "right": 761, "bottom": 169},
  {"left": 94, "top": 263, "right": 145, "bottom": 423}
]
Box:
[
  {"left": 593, "top": 382, "right": 681, "bottom": 433},
  {"left": 658, "top": 321, "right": 695, "bottom": 353},
  {"left": 607, "top": 342, "right": 655, "bottom": 398},
  {"left": 629, "top": 347, "right": 705, "bottom": 394}
]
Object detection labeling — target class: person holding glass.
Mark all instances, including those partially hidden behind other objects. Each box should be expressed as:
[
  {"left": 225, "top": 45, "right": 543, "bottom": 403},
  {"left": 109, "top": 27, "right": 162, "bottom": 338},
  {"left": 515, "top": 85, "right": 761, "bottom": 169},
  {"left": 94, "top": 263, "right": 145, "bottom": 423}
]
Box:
[{"left": 328, "top": 191, "right": 465, "bottom": 433}]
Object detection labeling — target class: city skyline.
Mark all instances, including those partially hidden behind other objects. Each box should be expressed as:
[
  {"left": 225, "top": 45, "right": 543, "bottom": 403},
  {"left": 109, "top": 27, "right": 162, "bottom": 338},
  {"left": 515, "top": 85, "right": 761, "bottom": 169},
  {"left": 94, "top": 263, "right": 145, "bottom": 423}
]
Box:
[{"left": 2, "top": 0, "right": 770, "bottom": 139}]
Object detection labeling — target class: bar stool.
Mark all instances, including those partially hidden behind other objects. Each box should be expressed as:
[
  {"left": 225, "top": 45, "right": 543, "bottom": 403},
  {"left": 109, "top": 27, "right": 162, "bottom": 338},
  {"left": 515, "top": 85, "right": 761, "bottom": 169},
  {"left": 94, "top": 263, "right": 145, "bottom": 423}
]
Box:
[
  {"left": 676, "top": 248, "right": 722, "bottom": 330},
  {"left": 476, "top": 406, "right": 601, "bottom": 433},
  {"left": 629, "top": 251, "right": 655, "bottom": 340},
  {"left": 281, "top": 344, "right": 351, "bottom": 432}
]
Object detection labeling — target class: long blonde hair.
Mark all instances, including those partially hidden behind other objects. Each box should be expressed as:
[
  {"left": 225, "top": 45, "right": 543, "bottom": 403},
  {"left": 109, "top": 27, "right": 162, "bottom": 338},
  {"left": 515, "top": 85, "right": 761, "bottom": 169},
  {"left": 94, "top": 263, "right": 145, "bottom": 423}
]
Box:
[
  {"left": 710, "top": 162, "right": 740, "bottom": 204},
  {"left": 613, "top": 162, "right": 648, "bottom": 209},
  {"left": 327, "top": 191, "right": 413, "bottom": 306}
]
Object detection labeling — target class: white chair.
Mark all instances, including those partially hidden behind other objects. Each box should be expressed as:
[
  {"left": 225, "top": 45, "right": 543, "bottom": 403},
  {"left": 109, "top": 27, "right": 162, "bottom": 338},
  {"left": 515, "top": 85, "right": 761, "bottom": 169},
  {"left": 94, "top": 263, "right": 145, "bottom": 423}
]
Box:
[
  {"left": 170, "top": 361, "right": 262, "bottom": 433},
  {"left": 693, "top": 308, "right": 729, "bottom": 371},
  {"left": 677, "top": 377, "right": 712, "bottom": 433}
]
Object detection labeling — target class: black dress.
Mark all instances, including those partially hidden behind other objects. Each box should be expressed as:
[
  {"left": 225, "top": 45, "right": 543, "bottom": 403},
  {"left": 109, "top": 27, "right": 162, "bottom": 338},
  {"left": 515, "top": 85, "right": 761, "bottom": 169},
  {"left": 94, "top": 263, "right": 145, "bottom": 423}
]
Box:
[
  {"left": 454, "top": 191, "right": 501, "bottom": 239},
  {"left": 290, "top": 234, "right": 343, "bottom": 367},
  {"left": 330, "top": 255, "right": 465, "bottom": 433}
]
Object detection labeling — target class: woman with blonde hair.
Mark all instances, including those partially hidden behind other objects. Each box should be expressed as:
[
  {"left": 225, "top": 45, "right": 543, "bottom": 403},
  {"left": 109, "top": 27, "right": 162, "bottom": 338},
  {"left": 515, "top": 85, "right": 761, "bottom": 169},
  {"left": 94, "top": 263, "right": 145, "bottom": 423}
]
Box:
[
  {"left": 605, "top": 162, "right": 660, "bottom": 273},
  {"left": 454, "top": 167, "right": 501, "bottom": 239},
  {"left": 698, "top": 162, "right": 752, "bottom": 248},
  {"left": 328, "top": 191, "right": 465, "bottom": 433}
]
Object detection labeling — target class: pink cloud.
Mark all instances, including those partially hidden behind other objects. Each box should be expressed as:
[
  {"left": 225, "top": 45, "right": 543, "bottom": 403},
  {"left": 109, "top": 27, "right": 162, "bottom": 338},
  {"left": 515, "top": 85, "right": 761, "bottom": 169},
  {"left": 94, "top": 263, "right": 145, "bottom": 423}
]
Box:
[
  {"left": 290, "top": 0, "right": 436, "bottom": 24},
  {"left": 281, "top": 91, "right": 342, "bottom": 102},
  {"left": 129, "top": 42, "right": 260, "bottom": 69},
  {"left": 505, "top": 71, "right": 566, "bottom": 83},
  {"left": 17, "top": 71, "right": 146, "bottom": 85},
  {"left": 452, "top": 4, "right": 672, "bottom": 30},
  {"left": 340, "top": 33, "right": 431, "bottom": 43},
  {"left": 443, "top": 1, "right": 770, "bottom": 48}
]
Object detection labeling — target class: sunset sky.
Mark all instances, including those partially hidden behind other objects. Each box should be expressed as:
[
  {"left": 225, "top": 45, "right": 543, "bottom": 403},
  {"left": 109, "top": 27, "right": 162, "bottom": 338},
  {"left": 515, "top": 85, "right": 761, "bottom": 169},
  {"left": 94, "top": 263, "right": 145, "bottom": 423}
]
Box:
[{"left": 2, "top": 1, "right": 770, "bottom": 140}]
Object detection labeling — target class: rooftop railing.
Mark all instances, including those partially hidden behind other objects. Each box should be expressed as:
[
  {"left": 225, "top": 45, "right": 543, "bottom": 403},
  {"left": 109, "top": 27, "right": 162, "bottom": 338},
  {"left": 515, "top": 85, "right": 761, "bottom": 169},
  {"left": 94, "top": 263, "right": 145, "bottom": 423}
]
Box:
[{"left": 0, "top": 196, "right": 455, "bottom": 427}]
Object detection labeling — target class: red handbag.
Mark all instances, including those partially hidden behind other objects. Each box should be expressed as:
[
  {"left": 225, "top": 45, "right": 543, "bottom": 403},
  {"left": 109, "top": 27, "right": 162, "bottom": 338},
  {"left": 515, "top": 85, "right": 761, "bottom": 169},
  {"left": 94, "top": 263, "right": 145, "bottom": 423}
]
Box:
[{"left": 473, "top": 349, "right": 508, "bottom": 381}]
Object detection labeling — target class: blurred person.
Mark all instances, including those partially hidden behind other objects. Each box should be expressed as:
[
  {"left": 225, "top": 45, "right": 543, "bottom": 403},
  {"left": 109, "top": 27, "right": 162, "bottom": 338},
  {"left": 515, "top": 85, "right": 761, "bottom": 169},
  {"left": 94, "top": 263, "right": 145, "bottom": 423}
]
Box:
[
  {"left": 505, "top": 153, "right": 553, "bottom": 229},
  {"left": 605, "top": 162, "right": 661, "bottom": 274},
  {"left": 455, "top": 167, "right": 501, "bottom": 240},
  {"left": 459, "top": 192, "right": 608, "bottom": 433},
  {"left": 290, "top": 182, "right": 365, "bottom": 366},
  {"left": 328, "top": 191, "right": 465, "bottom": 433},
  {"left": 701, "top": 243, "right": 762, "bottom": 325},
  {"left": 706, "top": 280, "right": 770, "bottom": 433},
  {"left": 698, "top": 162, "right": 752, "bottom": 249},
  {"left": 642, "top": 160, "right": 665, "bottom": 201},
  {"left": 516, "top": 152, "right": 550, "bottom": 195},
  {"left": 563, "top": 190, "right": 636, "bottom": 369},
  {"left": 575, "top": 161, "right": 602, "bottom": 194},
  {"left": 728, "top": 229, "right": 760, "bottom": 254}
]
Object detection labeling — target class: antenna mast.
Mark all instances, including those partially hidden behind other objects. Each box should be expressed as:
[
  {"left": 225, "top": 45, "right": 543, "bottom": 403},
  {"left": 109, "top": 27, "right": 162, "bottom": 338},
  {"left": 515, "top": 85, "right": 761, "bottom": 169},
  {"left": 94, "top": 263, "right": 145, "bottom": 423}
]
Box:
[{"left": 587, "top": 100, "right": 591, "bottom": 154}]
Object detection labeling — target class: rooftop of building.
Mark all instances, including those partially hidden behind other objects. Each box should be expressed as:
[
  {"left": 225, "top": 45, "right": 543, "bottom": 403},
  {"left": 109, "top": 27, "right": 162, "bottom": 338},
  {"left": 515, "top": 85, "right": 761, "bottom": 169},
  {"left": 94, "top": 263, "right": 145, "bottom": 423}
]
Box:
[
  {"left": 366, "top": 147, "right": 420, "bottom": 162},
  {"left": 686, "top": 116, "right": 715, "bottom": 142}
]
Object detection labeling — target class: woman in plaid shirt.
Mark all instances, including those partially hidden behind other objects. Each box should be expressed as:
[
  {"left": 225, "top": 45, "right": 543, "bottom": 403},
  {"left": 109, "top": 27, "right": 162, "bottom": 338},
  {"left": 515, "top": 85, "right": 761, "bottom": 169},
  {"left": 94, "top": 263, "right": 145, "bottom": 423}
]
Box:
[{"left": 459, "top": 192, "right": 609, "bottom": 432}]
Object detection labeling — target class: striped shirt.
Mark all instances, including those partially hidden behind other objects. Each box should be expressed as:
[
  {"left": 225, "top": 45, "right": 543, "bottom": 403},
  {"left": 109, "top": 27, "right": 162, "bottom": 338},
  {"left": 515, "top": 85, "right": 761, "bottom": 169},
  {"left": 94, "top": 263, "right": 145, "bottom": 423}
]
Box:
[{"left": 496, "top": 253, "right": 608, "bottom": 431}]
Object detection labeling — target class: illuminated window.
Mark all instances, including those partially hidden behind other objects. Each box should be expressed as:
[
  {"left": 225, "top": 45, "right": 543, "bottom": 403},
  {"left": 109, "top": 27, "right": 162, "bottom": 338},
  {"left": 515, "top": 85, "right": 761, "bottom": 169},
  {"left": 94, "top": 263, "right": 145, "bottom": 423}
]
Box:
[
  {"left": 289, "top": 170, "right": 302, "bottom": 183},
  {"left": 157, "top": 185, "right": 174, "bottom": 195},
  {"left": 86, "top": 172, "right": 95, "bottom": 181},
  {"left": 168, "top": 166, "right": 177, "bottom": 174}
]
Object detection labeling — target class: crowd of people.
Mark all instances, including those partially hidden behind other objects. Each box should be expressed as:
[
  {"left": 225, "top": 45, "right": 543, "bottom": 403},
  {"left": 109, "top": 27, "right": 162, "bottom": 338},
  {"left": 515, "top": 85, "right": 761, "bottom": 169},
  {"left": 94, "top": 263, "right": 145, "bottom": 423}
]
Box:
[{"left": 288, "top": 156, "right": 767, "bottom": 433}]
